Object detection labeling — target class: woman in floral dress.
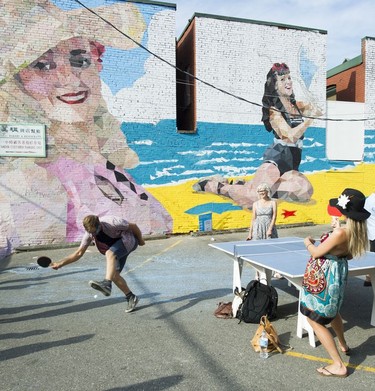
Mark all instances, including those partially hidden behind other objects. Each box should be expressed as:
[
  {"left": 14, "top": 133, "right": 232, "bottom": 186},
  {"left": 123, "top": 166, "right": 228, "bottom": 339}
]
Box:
[{"left": 301, "top": 188, "right": 370, "bottom": 377}]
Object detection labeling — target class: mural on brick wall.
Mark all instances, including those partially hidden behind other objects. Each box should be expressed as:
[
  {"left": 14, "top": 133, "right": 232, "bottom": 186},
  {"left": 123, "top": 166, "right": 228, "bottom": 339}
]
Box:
[
  {"left": 0, "top": 0, "right": 172, "bottom": 258},
  {"left": 1, "top": 2, "right": 373, "bottom": 258},
  {"left": 192, "top": 63, "right": 323, "bottom": 208},
  {"left": 122, "top": 42, "right": 330, "bottom": 232}
]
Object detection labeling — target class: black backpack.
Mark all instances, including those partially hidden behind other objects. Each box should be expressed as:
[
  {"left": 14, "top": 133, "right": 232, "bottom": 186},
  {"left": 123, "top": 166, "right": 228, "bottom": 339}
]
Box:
[{"left": 236, "top": 280, "right": 278, "bottom": 323}]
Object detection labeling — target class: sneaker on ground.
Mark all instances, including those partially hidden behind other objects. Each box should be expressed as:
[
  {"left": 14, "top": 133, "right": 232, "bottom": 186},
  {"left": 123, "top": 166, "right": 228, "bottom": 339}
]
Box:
[
  {"left": 89, "top": 280, "right": 112, "bottom": 296},
  {"left": 125, "top": 294, "right": 139, "bottom": 313}
]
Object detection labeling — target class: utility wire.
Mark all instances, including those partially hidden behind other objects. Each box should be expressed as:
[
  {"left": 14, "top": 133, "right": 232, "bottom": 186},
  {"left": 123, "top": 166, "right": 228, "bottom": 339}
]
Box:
[
  {"left": 73, "top": 0, "right": 375, "bottom": 122},
  {"left": 0, "top": 0, "right": 370, "bottom": 123}
]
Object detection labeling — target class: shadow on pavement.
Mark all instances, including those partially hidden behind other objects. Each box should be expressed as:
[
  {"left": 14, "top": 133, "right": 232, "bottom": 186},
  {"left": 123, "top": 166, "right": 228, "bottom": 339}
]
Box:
[
  {"left": 0, "top": 334, "right": 94, "bottom": 361},
  {"left": 0, "top": 298, "right": 121, "bottom": 324},
  {"left": 105, "top": 375, "right": 184, "bottom": 391}
]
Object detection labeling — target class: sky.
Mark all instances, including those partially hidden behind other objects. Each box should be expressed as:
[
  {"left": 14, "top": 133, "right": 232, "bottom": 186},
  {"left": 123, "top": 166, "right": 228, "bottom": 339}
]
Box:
[{"left": 173, "top": 0, "right": 375, "bottom": 70}]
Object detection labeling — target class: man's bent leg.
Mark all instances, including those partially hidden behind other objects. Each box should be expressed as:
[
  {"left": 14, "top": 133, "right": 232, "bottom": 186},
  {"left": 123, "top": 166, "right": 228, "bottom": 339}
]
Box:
[
  {"left": 112, "top": 272, "right": 139, "bottom": 312},
  {"left": 111, "top": 271, "right": 131, "bottom": 296},
  {"left": 105, "top": 250, "right": 117, "bottom": 281},
  {"left": 107, "top": 241, "right": 140, "bottom": 312}
]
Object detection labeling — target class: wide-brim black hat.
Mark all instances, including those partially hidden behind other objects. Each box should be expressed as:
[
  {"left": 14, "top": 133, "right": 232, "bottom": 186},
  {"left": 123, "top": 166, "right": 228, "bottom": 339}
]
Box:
[{"left": 329, "top": 188, "right": 370, "bottom": 221}]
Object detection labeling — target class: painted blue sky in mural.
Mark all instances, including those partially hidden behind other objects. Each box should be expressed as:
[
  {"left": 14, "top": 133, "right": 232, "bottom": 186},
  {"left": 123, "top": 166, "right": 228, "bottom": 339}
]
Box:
[{"left": 52, "top": 0, "right": 157, "bottom": 93}]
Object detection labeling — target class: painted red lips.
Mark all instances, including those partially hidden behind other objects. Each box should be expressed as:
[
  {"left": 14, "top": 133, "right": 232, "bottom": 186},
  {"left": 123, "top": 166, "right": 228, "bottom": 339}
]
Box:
[{"left": 57, "top": 90, "right": 88, "bottom": 104}]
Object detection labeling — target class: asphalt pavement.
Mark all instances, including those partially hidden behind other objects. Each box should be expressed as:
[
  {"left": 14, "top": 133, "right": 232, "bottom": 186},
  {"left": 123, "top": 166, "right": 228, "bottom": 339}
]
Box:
[{"left": 1, "top": 224, "right": 374, "bottom": 391}]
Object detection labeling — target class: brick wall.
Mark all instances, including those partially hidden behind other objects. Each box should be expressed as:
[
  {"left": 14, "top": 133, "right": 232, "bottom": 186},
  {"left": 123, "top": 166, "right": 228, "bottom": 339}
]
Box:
[
  {"left": 178, "top": 15, "right": 333, "bottom": 229},
  {"left": 1, "top": 1, "right": 374, "bottom": 259},
  {"left": 327, "top": 63, "right": 365, "bottom": 102},
  {"left": 0, "top": 0, "right": 176, "bottom": 257},
  {"left": 193, "top": 16, "right": 327, "bottom": 125},
  {"left": 364, "top": 37, "right": 375, "bottom": 130}
]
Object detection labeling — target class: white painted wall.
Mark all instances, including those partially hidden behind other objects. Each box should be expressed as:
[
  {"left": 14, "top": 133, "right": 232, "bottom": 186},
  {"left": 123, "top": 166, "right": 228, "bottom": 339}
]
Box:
[{"left": 326, "top": 101, "right": 365, "bottom": 161}]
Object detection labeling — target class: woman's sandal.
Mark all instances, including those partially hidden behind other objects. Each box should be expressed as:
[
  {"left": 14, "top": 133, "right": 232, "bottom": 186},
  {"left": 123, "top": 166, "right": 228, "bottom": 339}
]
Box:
[{"left": 317, "top": 367, "right": 348, "bottom": 378}]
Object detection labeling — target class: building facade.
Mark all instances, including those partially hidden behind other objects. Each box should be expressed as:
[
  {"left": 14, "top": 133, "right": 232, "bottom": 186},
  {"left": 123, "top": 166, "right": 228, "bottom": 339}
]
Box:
[
  {"left": 1, "top": 2, "right": 374, "bottom": 258},
  {"left": 326, "top": 37, "right": 375, "bottom": 164}
]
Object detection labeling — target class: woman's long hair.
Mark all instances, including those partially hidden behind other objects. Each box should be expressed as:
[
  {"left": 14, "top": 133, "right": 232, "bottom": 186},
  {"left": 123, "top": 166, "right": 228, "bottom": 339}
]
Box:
[
  {"left": 261, "top": 63, "right": 296, "bottom": 132},
  {"left": 346, "top": 218, "right": 368, "bottom": 258}
]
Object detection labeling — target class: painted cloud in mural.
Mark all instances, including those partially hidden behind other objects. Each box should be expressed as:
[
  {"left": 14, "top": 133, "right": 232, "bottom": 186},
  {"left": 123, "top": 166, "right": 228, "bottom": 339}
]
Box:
[{"left": 103, "top": 9, "right": 176, "bottom": 124}]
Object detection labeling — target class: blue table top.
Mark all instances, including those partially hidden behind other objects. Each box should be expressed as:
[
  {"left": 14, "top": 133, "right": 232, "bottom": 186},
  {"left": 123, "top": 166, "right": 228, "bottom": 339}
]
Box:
[{"left": 210, "top": 236, "right": 375, "bottom": 278}]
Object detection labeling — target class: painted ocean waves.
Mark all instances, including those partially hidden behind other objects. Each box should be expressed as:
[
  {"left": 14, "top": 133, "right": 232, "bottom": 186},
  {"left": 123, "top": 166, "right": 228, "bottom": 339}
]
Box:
[{"left": 124, "top": 120, "right": 352, "bottom": 187}]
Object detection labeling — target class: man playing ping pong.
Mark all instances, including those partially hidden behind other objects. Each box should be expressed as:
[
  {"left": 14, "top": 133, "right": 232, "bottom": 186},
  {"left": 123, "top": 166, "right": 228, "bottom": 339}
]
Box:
[{"left": 51, "top": 215, "right": 144, "bottom": 313}]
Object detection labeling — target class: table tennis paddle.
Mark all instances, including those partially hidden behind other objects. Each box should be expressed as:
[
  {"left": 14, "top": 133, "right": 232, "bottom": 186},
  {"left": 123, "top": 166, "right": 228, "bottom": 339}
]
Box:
[{"left": 37, "top": 256, "right": 52, "bottom": 268}]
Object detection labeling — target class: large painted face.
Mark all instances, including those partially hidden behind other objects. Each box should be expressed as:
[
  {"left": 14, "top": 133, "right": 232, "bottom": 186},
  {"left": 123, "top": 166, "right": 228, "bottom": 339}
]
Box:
[
  {"left": 17, "top": 37, "right": 103, "bottom": 123},
  {"left": 275, "top": 72, "right": 293, "bottom": 98}
]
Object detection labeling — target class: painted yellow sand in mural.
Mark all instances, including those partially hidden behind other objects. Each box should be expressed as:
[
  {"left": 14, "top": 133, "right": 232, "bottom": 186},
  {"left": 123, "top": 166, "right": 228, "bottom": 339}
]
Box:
[{"left": 148, "top": 163, "right": 375, "bottom": 234}]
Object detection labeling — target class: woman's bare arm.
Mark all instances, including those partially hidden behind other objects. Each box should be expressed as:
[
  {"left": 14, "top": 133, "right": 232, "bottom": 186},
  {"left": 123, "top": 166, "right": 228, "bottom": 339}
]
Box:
[{"left": 304, "top": 228, "right": 348, "bottom": 259}]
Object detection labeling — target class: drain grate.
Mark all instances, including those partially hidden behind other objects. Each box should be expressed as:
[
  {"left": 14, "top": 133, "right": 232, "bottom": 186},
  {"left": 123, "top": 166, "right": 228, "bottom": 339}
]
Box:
[
  {"left": 25, "top": 265, "right": 40, "bottom": 271},
  {"left": 3, "top": 264, "right": 50, "bottom": 274}
]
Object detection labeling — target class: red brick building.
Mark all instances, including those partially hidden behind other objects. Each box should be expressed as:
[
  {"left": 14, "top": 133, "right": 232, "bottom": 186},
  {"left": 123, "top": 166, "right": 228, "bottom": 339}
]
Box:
[{"left": 327, "top": 38, "right": 368, "bottom": 102}]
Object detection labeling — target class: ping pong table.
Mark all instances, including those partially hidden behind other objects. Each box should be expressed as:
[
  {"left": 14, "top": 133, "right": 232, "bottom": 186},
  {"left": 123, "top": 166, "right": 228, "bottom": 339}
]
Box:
[{"left": 209, "top": 236, "right": 375, "bottom": 347}]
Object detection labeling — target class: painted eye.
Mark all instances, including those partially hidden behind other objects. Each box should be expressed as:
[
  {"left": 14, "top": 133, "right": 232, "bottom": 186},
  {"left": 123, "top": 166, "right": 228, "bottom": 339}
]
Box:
[
  {"left": 33, "top": 61, "right": 56, "bottom": 71},
  {"left": 70, "top": 57, "right": 91, "bottom": 69}
]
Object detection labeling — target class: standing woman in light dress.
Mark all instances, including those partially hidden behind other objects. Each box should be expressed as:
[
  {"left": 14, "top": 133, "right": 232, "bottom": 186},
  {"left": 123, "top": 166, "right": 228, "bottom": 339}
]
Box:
[
  {"left": 247, "top": 183, "right": 278, "bottom": 240},
  {"left": 301, "top": 188, "right": 370, "bottom": 377}
]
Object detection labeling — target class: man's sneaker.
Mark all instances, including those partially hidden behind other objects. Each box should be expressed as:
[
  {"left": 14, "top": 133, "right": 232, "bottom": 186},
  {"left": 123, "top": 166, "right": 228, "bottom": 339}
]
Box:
[
  {"left": 125, "top": 294, "right": 139, "bottom": 313},
  {"left": 89, "top": 280, "right": 112, "bottom": 296}
]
